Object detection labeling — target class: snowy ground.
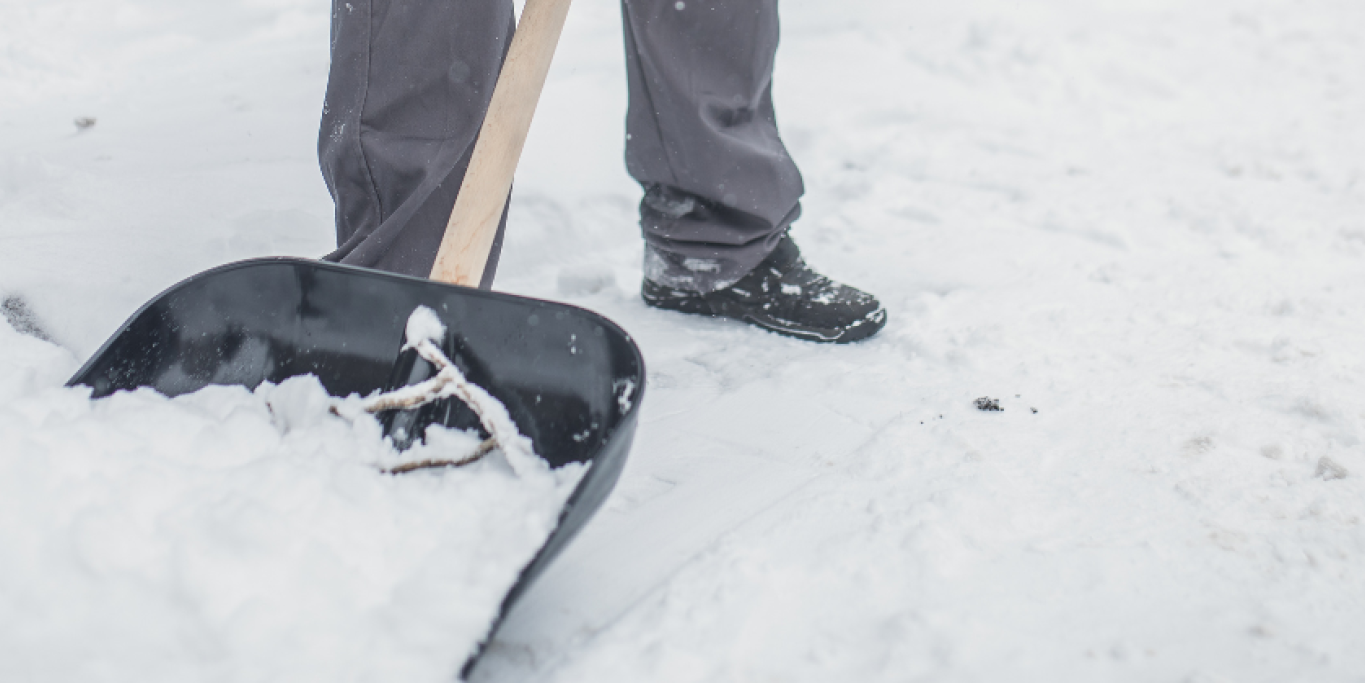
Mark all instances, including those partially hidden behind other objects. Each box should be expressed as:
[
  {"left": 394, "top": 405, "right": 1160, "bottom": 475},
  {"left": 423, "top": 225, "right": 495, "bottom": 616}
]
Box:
[{"left": 4, "top": 0, "right": 1365, "bottom": 681}]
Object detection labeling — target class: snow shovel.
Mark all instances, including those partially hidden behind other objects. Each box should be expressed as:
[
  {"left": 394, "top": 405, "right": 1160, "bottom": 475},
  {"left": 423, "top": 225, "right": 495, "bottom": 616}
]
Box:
[{"left": 67, "top": 0, "right": 642, "bottom": 676}]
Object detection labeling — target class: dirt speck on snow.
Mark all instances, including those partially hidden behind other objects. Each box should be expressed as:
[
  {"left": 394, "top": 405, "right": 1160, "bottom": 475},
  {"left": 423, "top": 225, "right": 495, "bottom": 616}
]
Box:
[
  {"left": 2, "top": 295, "right": 53, "bottom": 342},
  {"left": 1316, "top": 456, "right": 1349, "bottom": 481}
]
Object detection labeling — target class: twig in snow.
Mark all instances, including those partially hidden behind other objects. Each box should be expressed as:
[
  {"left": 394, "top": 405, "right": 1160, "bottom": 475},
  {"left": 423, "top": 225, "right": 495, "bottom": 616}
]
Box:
[
  {"left": 335, "top": 306, "right": 539, "bottom": 476},
  {"left": 383, "top": 437, "right": 497, "bottom": 475}
]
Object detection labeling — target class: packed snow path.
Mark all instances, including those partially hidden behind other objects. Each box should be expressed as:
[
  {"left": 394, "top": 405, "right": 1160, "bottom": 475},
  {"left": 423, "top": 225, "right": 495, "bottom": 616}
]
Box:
[{"left": 3, "top": 0, "right": 1365, "bottom": 681}]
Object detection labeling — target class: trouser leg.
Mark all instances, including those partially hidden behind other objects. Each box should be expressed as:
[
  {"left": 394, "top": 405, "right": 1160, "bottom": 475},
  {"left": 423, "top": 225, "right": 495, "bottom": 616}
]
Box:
[
  {"left": 319, "top": 0, "right": 513, "bottom": 287},
  {"left": 621, "top": 0, "right": 804, "bottom": 293}
]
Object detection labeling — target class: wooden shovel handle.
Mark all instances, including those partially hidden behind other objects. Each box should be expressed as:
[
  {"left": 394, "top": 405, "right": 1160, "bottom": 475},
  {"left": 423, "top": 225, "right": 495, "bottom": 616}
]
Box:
[{"left": 429, "top": 0, "right": 573, "bottom": 286}]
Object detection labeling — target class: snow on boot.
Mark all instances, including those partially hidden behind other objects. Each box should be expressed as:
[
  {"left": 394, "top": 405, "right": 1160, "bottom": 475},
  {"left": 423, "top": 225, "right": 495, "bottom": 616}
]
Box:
[{"left": 642, "top": 235, "right": 887, "bottom": 343}]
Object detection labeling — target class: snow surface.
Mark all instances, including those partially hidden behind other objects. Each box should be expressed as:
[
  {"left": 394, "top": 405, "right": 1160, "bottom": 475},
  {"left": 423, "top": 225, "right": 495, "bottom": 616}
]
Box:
[
  {"left": 0, "top": 320, "right": 585, "bottom": 682},
  {"left": 4, "top": 0, "right": 1365, "bottom": 681}
]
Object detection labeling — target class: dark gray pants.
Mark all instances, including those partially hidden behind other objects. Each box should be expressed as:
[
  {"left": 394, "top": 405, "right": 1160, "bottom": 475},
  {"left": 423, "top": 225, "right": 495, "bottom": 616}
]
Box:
[{"left": 319, "top": 0, "right": 803, "bottom": 292}]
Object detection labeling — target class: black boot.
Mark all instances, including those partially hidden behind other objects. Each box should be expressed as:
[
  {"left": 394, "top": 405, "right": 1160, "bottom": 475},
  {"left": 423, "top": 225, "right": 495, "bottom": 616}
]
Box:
[{"left": 642, "top": 235, "right": 887, "bottom": 343}]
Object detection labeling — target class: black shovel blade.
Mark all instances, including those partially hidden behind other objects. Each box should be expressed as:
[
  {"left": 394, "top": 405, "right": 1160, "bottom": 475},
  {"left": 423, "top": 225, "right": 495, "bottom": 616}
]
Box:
[{"left": 68, "top": 257, "right": 645, "bottom": 677}]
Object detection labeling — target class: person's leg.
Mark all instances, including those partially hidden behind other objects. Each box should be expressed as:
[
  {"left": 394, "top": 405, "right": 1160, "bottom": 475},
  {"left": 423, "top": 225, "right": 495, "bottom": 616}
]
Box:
[
  {"left": 621, "top": 0, "right": 886, "bottom": 342},
  {"left": 621, "top": 0, "right": 803, "bottom": 294},
  {"left": 319, "top": 0, "right": 514, "bottom": 287}
]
